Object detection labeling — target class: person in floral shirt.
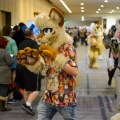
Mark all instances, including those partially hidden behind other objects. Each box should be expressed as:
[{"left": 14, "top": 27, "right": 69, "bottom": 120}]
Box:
[{"left": 17, "top": 7, "right": 79, "bottom": 120}]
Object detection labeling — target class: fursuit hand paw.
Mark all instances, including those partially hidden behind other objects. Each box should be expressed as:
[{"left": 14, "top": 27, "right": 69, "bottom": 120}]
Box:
[
  {"left": 39, "top": 44, "right": 58, "bottom": 60},
  {"left": 17, "top": 47, "right": 40, "bottom": 65}
]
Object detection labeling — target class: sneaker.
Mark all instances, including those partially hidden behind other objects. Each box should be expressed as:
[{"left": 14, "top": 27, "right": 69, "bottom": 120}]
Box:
[
  {"left": 21, "top": 103, "right": 35, "bottom": 116},
  {"left": 7, "top": 99, "right": 18, "bottom": 104}
]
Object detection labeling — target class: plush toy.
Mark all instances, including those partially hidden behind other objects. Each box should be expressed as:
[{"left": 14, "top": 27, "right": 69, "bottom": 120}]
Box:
[
  {"left": 88, "top": 34, "right": 102, "bottom": 68},
  {"left": 17, "top": 7, "right": 78, "bottom": 113}
]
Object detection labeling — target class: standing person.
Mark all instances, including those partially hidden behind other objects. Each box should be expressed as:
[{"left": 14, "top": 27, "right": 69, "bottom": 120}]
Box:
[
  {"left": 12, "top": 22, "right": 26, "bottom": 48},
  {"left": 0, "top": 36, "right": 13, "bottom": 111},
  {"left": 2, "top": 25, "right": 18, "bottom": 103},
  {"left": 73, "top": 26, "right": 79, "bottom": 48},
  {"left": 15, "top": 28, "right": 42, "bottom": 116}
]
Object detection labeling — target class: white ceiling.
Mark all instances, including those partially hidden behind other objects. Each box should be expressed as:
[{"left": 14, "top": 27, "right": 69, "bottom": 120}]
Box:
[{"left": 48, "top": 0, "right": 120, "bottom": 22}]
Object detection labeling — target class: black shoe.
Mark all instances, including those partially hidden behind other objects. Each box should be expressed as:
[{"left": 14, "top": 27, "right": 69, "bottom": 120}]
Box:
[
  {"left": 0, "top": 106, "right": 12, "bottom": 111},
  {"left": 7, "top": 99, "right": 18, "bottom": 104},
  {"left": 21, "top": 104, "right": 35, "bottom": 116},
  {"left": 115, "top": 94, "right": 117, "bottom": 99}
]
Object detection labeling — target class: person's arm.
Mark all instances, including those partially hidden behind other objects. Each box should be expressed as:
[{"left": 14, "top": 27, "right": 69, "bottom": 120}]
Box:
[{"left": 63, "top": 63, "right": 78, "bottom": 77}]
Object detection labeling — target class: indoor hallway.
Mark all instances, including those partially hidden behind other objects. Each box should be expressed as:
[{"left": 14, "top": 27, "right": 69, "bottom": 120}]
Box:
[{"left": 0, "top": 45, "right": 117, "bottom": 120}]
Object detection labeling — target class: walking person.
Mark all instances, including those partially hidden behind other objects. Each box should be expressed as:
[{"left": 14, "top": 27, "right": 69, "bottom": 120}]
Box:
[{"left": 15, "top": 28, "right": 42, "bottom": 116}]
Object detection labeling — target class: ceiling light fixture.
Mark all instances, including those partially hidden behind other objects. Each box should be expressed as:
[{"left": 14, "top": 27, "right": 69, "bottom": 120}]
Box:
[
  {"left": 116, "top": 7, "right": 119, "bottom": 9},
  {"left": 81, "top": 10, "right": 84, "bottom": 12},
  {"left": 98, "top": 8, "right": 101, "bottom": 11},
  {"left": 59, "top": 0, "right": 72, "bottom": 13},
  {"left": 104, "top": 0, "right": 108, "bottom": 2},
  {"left": 96, "top": 11, "right": 99, "bottom": 13},
  {"left": 101, "top": 5, "right": 104, "bottom": 7},
  {"left": 111, "top": 10, "right": 114, "bottom": 12},
  {"left": 80, "top": 3, "right": 84, "bottom": 5},
  {"left": 81, "top": 7, "right": 84, "bottom": 9}
]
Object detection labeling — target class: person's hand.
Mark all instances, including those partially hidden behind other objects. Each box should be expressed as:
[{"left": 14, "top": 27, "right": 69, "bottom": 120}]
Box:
[{"left": 108, "top": 66, "right": 114, "bottom": 71}]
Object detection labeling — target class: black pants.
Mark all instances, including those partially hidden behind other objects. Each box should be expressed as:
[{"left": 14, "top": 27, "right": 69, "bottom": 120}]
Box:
[{"left": 108, "top": 68, "right": 116, "bottom": 82}]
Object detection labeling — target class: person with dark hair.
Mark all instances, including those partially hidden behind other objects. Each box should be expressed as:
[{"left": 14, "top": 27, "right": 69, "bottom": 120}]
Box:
[
  {"left": 0, "top": 36, "right": 13, "bottom": 111},
  {"left": 15, "top": 28, "right": 42, "bottom": 116},
  {"left": 12, "top": 22, "right": 26, "bottom": 48}
]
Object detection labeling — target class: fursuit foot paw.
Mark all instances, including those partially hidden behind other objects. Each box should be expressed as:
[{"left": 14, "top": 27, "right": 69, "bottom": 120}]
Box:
[
  {"left": 92, "top": 64, "right": 99, "bottom": 69},
  {"left": 88, "top": 64, "right": 92, "bottom": 68}
]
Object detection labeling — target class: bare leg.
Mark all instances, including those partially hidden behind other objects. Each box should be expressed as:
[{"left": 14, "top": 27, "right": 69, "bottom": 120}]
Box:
[
  {"left": 27, "top": 91, "right": 39, "bottom": 103},
  {"left": 23, "top": 90, "right": 31, "bottom": 102}
]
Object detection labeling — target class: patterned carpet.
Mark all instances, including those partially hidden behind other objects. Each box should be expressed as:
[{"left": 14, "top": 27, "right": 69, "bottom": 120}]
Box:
[{"left": 0, "top": 45, "right": 118, "bottom": 120}]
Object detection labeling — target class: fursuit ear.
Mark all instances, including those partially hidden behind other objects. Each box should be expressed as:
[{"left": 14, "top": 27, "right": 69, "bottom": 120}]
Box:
[
  {"left": 33, "top": 12, "right": 40, "bottom": 17},
  {"left": 49, "top": 7, "right": 64, "bottom": 27}
]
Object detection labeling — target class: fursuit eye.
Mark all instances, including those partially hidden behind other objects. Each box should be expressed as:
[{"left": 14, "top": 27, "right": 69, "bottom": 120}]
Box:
[{"left": 43, "top": 28, "right": 53, "bottom": 34}]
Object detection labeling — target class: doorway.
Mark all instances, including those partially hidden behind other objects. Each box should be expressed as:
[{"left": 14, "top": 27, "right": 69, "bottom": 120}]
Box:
[{"left": 1, "top": 11, "right": 11, "bottom": 28}]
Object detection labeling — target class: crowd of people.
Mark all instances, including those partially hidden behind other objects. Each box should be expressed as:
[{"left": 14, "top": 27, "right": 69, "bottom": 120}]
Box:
[{"left": 0, "top": 23, "right": 43, "bottom": 116}]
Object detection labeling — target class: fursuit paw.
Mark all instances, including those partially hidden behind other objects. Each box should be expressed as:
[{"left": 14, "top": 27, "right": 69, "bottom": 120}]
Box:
[
  {"left": 92, "top": 64, "right": 99, "bottom": 69},
  {"left": 17, "top": 47, "right": 40, "bottom": 65},
  {"left": 39, "top": 44, "right": 58, "bottom": 60}
]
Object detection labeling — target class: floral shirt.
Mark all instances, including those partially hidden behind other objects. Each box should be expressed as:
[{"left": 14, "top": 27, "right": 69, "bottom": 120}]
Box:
[{"left": 41, "top": 43, "right": 78, "bottom": 106}]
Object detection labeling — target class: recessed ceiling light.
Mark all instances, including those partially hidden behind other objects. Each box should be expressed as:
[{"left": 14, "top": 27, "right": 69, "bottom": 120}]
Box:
[
  {"left": 101, "top": 5, "right": 104, "bottom": 7},
  {"left": 109, "top": 11, "right": 112, "bottom": 13},
  {"left": 104, "top": 0, "right": 108, "bottom": 2},
  {"left": 81, "top": 7, "right": 84, "bottom": 9},
  {"left": 96, "top": 11, "right": 99, "bottom": 13},
  {"left": 111, "top": 10, "right": 114, "bottom": 12},
  {"left": 116, "top": 7, "right": 119, "bottom": 9},
  {"left": 81, "top": 10, "right": 84, "bottom": 12},
  {"left": 80, "top": 3, "right": 84, "bottom": 5},
  {"left": 98, "top": 8, "right": 101, "bottom": 11},
  {"left": 81, "top": 17, "right": 84, "bottom": 21}
]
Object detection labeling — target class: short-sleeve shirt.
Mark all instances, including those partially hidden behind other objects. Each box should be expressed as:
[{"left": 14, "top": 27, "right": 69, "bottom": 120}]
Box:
[
  {"left": 41, "top": 43, "right": 78, "bottom": 107},
  {"left": 4, "top": 36, "right": 18, "bottom": 55}
]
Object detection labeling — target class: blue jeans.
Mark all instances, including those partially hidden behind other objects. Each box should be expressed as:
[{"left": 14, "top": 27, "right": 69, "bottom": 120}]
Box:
[{"left": 37, "top": 100, "right": 78, "bottom": 120}]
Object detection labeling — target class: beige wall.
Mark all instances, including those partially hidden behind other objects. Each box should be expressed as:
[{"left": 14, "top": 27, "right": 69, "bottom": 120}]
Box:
[{"left": 0, "top": 0, "right": 54, "bottom": 29}]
